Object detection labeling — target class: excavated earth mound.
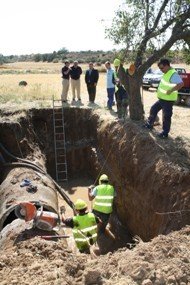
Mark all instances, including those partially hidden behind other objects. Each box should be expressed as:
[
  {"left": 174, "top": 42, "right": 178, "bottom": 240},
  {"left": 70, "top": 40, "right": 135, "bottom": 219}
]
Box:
[
  {"left": 0, "top": 225, "right": 189, "bottom": 285},
  {"left": 0, "top": 107, "right": 190, "bottom": 285}
]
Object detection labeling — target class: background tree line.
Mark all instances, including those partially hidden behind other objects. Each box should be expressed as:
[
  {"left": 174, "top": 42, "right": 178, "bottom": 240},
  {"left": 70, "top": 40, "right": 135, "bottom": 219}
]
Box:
[{"left": 0, "top": 47, "right": 189, "bottom": 66}]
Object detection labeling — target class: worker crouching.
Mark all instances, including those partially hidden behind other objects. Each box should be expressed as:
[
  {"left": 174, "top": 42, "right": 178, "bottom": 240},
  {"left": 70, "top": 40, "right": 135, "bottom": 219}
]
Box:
[{"left": 61, "top": 199, "right": 99, "bottom": 254}]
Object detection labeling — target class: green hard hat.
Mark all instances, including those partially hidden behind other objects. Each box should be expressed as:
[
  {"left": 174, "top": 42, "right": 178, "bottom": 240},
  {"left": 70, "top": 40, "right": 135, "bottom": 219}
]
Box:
[
  {"left": 113, "top": 58, "right": 121, "bottom": 67},
  {"left": 74, "top": 199, "right": 87, "bottom": 210}
]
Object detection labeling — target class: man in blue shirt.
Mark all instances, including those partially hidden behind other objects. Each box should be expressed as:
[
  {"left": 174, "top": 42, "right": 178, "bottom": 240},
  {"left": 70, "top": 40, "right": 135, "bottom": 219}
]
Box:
[
  {"left": 105, "top": 61, "right": 116, "bottom": 110},
  {"left": 144, "top": 58, "right": 184, "bottom": 138}
]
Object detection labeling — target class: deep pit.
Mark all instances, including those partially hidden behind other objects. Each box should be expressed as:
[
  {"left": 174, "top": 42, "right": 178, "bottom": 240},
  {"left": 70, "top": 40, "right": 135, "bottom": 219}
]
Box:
[{"left": 0, "top": 107, "right": 190, "bottom": 246}]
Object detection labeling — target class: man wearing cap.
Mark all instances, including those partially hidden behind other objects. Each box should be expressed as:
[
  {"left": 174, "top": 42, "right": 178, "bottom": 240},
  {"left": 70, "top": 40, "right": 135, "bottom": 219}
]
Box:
[
  {"left": 61, "top": 199, "right": 99, "bottom": 254},
  {"left": 70, "top": 61, "right": 83, "bottom": 102},
  {"left": 88, "top": 174, "right": 115, "bottom": 234}
]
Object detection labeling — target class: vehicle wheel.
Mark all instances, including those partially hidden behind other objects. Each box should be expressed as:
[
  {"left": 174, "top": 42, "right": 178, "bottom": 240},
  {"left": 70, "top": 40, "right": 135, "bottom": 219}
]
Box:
[
  {"left": 175, "top": 95, "right": 181, "bottom": 105},
  {"left": 143, "top": 86, "right": 149, "bottom": 91},
  {"left": 185, "top": 96, "right": 190, "bottom": 107}
]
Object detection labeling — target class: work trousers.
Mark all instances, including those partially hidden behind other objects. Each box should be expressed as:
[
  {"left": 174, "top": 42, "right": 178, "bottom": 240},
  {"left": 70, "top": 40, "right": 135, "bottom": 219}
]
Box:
[
  {"left": 92, "top": 209, "right": 110, "bottom": 233},
  {"left": 116, "top": 98, "right": 128, "bottom": 119},
  {"left": 148, "top": 99, "right": 174, "bottom": 135},
  {"left": 61, "top": 79, "right": 70, "bottom": 101},
  {"left": 87, "top": 84, "right": 96, "bottom": 102},
  {"left": 71, "top": 79, "right": 81, "bottom": 100},
  {"left": 107, "top": 87, "right": 115, "bottom": 109}
]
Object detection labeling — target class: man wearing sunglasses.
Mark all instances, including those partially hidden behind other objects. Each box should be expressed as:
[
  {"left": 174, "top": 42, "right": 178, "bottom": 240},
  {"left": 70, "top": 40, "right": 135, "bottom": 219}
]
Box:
[{"left": 144, "top": 58, "right": 184, "bottom": 138}]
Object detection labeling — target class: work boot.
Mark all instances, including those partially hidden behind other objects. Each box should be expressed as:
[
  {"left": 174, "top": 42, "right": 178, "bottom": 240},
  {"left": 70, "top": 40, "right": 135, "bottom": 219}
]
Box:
[
  {"left": 143, "top": 122, "right": 153, "bottom": 130},
  {"left": 157, "top": 132, "right": 168, "bottom": 139}
]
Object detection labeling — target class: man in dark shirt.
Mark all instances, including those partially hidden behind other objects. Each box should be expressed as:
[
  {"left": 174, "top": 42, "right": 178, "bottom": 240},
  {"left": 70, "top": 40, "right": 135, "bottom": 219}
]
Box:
[
  {"left": 70, "top": 61, "right": 82, "bottom": 102},
  {"left": 85, "top": 62, "right": 99, "bottom": 103},
  {"left": 61, "top": 60, "right": 71, "bottom": 102}
]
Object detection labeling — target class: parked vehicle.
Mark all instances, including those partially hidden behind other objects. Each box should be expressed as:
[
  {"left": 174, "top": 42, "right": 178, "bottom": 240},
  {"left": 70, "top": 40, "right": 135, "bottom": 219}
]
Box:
[
  {"left": 174, "top": 67, "right": 186, "bottom": 74},
  {"left": 177, "top": 72, "right": 190, "bottom": 106},
  {"left": 142, "top": 69, "right": 163, "bottom": 90},
  {"left": 142, "top": 67, "right": 187, "bottom": 92}
]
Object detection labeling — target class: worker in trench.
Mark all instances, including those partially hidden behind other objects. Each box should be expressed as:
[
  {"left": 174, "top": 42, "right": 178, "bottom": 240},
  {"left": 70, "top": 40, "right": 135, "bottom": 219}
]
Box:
[
  {"left": 61, "top": 199, "right": 100, "bottom": 255},
  {"left": 88, "top": 174, "right": 116, "bottom": 239}
]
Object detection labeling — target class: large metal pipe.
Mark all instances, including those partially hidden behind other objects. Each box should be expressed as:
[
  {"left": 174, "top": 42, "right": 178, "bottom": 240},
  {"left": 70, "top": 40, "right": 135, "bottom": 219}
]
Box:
[{"left": 0, "top": 167, "right": 59, "bottom": 230}]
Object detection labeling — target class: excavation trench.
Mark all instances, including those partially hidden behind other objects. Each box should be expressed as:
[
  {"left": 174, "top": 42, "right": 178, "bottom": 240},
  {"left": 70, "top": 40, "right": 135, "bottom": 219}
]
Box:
[{"left": 0, "top": 107, "right": 190, "bottom": 251}]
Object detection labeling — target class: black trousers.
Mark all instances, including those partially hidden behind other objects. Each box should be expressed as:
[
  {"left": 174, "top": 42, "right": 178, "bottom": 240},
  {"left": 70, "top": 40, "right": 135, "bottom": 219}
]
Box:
[
  {"left": 87, "top": 84, "right": 96, "bottom": 102},
  {"left": 92, "top": 209, "right": 110, "bottom": 233},
  {"left": 148, "top": 99, "right": 174, "bottom": 135}
]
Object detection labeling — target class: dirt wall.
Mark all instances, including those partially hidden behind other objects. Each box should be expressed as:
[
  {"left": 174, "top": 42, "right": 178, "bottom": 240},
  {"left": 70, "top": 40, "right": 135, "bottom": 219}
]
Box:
[{"left": 0, "top": 108, "right": 189, "bottom": 241}]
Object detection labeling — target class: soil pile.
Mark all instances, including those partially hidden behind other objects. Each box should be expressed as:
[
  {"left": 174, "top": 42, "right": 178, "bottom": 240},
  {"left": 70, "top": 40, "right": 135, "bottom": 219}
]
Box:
[{"left": 0, "top": 225, "right": 189, "bottom": 285}]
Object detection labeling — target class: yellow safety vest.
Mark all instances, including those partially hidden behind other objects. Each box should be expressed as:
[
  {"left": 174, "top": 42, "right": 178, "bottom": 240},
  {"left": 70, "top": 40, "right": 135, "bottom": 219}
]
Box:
[
  {"left": 72, "top": 213, "right": 97, "bottom": 251},
  {"left": 157, "top": 69, "right": 178, "bottom": 101},
  {"left": 93, "top": 184, "right": 114, "bottom": 214}
]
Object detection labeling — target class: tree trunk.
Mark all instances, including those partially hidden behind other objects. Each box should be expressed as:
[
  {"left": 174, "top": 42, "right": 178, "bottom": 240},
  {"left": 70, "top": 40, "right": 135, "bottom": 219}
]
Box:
[
  {"left": 128, "top": 74, "right": 144, "bottom": 120},
  {"left": 118, "top": 66, "right": 144, "bottom": 120}
]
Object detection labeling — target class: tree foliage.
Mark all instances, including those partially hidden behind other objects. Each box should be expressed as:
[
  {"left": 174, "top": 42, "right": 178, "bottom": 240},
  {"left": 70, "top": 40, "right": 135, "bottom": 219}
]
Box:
[{"left": 106, "top": 0, "right": 190, "bottom": 120}]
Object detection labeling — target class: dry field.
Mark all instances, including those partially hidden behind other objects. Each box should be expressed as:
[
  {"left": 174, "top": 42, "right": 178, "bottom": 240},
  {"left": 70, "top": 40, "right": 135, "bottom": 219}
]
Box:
[{"left": 0, "top": 62, "right": 190, "bottom": 140}]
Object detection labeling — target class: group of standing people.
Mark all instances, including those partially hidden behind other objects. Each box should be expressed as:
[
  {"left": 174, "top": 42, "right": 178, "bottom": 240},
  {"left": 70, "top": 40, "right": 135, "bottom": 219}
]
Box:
[
  {"left": 61, "top": 59, "right": 129, "bottom": 120},
  {"left": 61, "top": 61, "right": 99, "bottom": 104},
  {"left": 61, "top": 60, "right": 82, "bottom": 102}
]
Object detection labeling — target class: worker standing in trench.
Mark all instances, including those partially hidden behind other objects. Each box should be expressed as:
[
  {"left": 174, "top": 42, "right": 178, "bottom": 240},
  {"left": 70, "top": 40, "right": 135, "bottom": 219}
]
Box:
[
  {"left": 61, "top": 199, "right": 100, "bottom": 255},
  {"left": 88, "top": 174, "right": 115, "bottom": 239}
]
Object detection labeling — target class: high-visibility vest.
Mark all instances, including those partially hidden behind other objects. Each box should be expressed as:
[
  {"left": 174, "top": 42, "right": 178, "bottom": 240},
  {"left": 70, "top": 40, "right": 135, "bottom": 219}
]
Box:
[
  {"left": 72, "top": 213, "right": 97, "bottom": 251},
  {"left": 93, "top": 184, "right": 114, "bottom": 214},
  {"left": 157, "top": 69, "right": 178, "bottom": 101}
]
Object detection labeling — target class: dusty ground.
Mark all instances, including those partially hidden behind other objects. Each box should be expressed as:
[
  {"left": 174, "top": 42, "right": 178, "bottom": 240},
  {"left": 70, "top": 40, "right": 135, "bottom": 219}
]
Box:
[
  {"left": 0, "top": 62, "right": 190, "bottom": 284},
  {"left": 0, "top": 221, "right": 189, "bottom": 285}
]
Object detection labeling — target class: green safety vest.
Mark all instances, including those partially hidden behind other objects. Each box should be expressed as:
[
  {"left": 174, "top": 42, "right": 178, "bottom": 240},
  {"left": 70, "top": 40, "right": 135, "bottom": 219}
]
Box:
[
  {"left": 93, "top": 184, "right": 114, "bottom": 214},
  {"left": 72, "top": 213, "right": 97, "bottom": 251},
  {"left": 157, "top": 68, "right": 178, "bottom": 101}
]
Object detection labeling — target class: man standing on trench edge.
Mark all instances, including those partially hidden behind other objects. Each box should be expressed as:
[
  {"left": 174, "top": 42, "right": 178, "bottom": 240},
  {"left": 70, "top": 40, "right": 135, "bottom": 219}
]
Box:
[
  {"left": 88, "top": 174, "right": 115, "bottom": 238},
  {"left": 85, "top": 62, "right": 99, "bottom": 104},
  {"left": 144, "top": 58, "right": 184, "bottom": 139},
  {"left": 70, "top": 60, "right": 82, "bottom": 102}
]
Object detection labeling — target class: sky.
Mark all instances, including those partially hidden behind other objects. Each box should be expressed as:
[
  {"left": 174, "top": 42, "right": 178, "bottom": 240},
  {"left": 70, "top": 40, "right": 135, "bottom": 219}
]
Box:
[{"left": 1, "top": 0, "right": 123, "bottom": 56}]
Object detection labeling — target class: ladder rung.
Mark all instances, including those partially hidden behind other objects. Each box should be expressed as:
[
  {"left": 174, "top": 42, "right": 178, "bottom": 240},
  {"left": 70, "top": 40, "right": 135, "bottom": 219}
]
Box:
[
  {"left": 55, "top": 126, "right": 64, "bottom": 128},
  {"left": 56, "top": 147, "right": 65, "bottom": 150},
  {"left": 57, "top": 163, "right": 66, "bottom": 165},
  {"left": 55, "top": 132, "right": 64, "bottom": 135},
  {"left": 58, "top": 171, "right": 67, "bottom": 173},
  {"left": 55, "top": 139, "right": 64, "bottom": 142},
  {"left": 55, "top": 119, "right": 63, "bottom": 121}
]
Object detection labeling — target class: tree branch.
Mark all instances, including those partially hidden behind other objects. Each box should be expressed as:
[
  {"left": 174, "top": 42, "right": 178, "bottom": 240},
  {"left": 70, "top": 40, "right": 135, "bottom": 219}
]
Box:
[
  {"left": 152, "top": 0, "right": 170, "bottom": 31},
  {"left": 138, "top": 29, "right": 190, "bottom": 76}
]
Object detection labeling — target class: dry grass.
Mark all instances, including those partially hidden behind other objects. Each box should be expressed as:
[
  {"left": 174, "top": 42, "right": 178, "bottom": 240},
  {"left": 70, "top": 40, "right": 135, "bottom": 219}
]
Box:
[{"left": 0, "top": 62, "right": 190, "bottom": 140}]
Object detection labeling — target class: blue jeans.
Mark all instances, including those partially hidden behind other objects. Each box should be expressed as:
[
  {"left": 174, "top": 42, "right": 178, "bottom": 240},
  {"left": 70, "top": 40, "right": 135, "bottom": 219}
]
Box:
[
  {"left": 107, "top": 88, "right": 115, "bottom": 109},
  {"left": 148, "top": 99, "right": 174, "bottom": 135}
]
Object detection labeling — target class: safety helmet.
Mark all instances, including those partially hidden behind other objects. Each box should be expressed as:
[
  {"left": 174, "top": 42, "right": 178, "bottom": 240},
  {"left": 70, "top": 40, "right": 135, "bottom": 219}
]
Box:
[
  {"left": 74, "top": 199, "right": 87, "bottom": 211},
  {"left": 99, "top": 174, "right": 109, "bottom": 185},
  {"left": 113, "top": 58, "right": 121, "bottom": 67}
]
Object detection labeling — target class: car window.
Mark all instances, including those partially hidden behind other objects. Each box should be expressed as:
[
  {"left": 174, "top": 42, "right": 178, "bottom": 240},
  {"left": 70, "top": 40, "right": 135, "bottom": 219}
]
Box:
[
  {"left": 153, "top": 69, "right": 163, "bottom": 75},
  {"left": 174, "top": 68, "right": 186, "bottom": 74}
]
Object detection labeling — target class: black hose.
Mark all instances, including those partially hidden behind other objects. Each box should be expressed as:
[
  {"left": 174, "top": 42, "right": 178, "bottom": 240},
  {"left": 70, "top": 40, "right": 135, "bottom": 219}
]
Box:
[
  {"left": 0, "top": 143, "right": 44, "bottom": 172},
  {"left": 1, "top": 142, "right": 75, "bottom": 213},
  {"left": 4, "top": 162, "right": 75, "bottom": 212}
]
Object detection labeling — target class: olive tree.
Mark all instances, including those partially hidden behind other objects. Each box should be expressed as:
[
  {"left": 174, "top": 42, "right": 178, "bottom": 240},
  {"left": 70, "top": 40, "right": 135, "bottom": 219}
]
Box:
[{"left": 106, "top": 0, "right": 190, "bottom": 120}]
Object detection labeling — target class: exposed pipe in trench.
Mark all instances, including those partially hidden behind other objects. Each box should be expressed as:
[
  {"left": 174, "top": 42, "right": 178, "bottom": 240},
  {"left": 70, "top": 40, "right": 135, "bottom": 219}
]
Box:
[{"left": 0, "top": 143, "right": 75, "bottom": 213}]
